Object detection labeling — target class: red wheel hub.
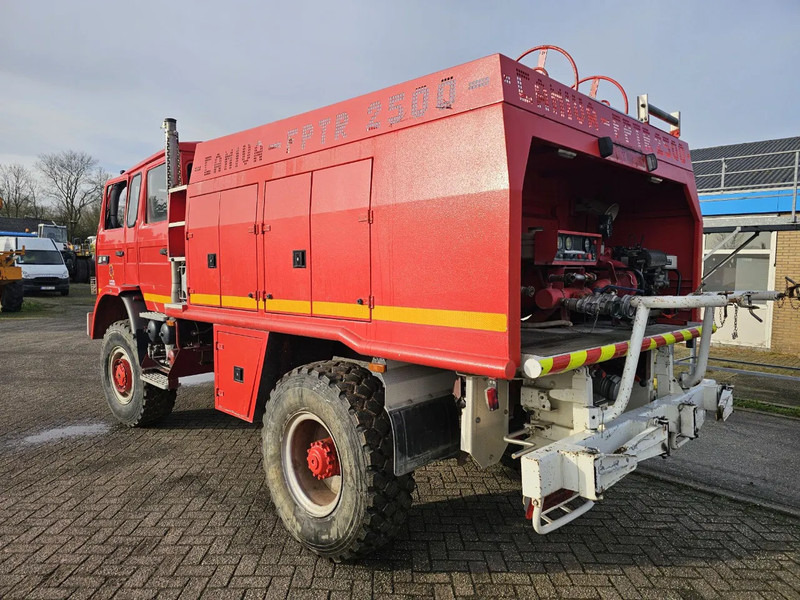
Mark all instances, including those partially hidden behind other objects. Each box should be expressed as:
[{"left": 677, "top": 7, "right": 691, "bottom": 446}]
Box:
[
  {"left": 112, "top": 357, "right": 132, "bottom": 394},
  {"left": 306, "top": 437, "right": 340, "bottom": 480}
]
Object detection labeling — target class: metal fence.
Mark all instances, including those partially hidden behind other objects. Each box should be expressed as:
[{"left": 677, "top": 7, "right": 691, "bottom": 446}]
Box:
[{"left": 693, "top": 148, "right": 799, "bottom": 223}]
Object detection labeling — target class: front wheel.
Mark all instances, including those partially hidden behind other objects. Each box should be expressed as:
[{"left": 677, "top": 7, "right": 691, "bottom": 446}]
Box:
[
  {"left": 100, "top": 320, "right": 175, "bottom": 427},
  {"left": 262, "top": 360, "right": 415, "bottom": 561}
]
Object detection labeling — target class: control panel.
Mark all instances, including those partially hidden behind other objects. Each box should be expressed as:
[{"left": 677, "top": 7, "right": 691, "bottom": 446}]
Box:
[{"left": 531, "top": 229, "right": 601, "bottom": 266}]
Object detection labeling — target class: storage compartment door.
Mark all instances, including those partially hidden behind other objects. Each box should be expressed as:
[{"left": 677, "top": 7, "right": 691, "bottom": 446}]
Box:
[
  {"left": 219, "top": 184, "right": 259, "bottom": 310},
  {"left": 311, "top": 159, "right": 372, "bottom": 321},
  {"left": 214, "top": 326, "right": 268, "bottom": 423},
  {"left": 263, "top": 173, "right": 311, "bottom": 315},
  {"left": 186, "top": 191, "right": 220, "bottom": 307}
]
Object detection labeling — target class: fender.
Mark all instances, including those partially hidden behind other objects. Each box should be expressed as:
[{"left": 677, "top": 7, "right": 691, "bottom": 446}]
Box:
[{"left": 88, "top": 291, "right": 147, "bottom": 342}]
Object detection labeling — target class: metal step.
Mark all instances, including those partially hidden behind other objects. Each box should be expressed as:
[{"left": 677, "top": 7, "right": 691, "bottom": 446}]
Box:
[
  {"left": 140, "top": 311, "right": 167, "bottom": 321},
  {"left": 164, "top": 303, "right": 187, "bottom": 311},
  {"left": 141, "top": 371, "right": 173, "bottom": 390}
]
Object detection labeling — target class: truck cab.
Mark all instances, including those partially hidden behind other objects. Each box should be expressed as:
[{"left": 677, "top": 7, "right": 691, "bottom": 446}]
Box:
[{"left": 96, "top": 143, "right": 196, "bottom": 306}]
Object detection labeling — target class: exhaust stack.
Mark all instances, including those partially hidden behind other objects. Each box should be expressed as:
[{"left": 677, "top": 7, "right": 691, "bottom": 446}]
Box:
[{"left": 162, "top": 118, "right": 181, "bottom": 189}]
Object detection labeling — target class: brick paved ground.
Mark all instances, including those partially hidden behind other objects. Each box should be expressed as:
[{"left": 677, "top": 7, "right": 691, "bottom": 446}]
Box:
[{"left": 1, "top": 286, "right": 799, "bottom": 599}]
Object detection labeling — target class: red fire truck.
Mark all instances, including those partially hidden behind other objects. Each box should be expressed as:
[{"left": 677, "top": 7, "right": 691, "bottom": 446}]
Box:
[{"left": 88, "top": 46, "right": 781, "bottom": 560}]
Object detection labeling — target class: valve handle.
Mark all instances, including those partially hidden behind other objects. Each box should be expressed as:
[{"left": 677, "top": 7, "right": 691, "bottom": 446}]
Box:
[
  {"left": 516, "top": 45, "right": 580, "bottom": 90},
  {"left": 577, "top": 75, "right": 630, "bottom": 114}
]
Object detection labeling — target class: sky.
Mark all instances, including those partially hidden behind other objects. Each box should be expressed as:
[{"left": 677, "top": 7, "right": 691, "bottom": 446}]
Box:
[{"left": 1, "top": 0, "right": 799, "bottom": 176}]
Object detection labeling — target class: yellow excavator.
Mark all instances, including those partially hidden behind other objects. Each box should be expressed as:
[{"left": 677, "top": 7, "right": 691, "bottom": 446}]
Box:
[{"left": 0, "top": 197, "right": 24, "bottom": 312}]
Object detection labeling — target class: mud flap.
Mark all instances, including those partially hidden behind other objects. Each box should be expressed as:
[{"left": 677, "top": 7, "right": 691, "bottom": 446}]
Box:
[{"left": 388, "top": 394, "right": 460, "bottom": 475}]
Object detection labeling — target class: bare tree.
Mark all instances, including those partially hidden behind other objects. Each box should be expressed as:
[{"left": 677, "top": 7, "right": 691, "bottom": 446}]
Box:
[
  {"left": 37, "top": 151, "right": 108, "bottom": 239},
  {"left": 0, "top": 163, "right": 38, "bottom": 218}
]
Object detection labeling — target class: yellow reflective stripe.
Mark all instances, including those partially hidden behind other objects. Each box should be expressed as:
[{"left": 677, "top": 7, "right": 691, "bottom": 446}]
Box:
[
  {"left": 539, "top": 325, "right": 709, "bottom": 377},
  {"left": 265, "top": 298, "right": 311, "bottom": 314},
  {"left": 372, "top": 305, "right": 507, "bottom": 332},
  {"left": 598, "top": 344, "right": 617, "bottom": 362},
  {"left": 222, "top": 295, "right": 257, "bottom": 310},
  {"left": 143, "top": 292, "right": 172, "bottom": 304},
  {"left": 538, "top": 357, "right": 554, "bottom": 376},
  {"left": 313, "top": 301, "right": 370, "bottom": 320},
  {"left": 183, "top": 295, "right": 507, "bottom": 332},
  {"left": 566, "top": 350, "right": 587, "bottom": 371},
  {"left": 190, "top": 293, "right": 218, "bottom": 305}
]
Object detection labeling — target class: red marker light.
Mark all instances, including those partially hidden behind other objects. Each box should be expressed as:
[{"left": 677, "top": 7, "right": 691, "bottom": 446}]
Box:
[{"left": 486, "top": 386, "right": 499, "bottom": 411}]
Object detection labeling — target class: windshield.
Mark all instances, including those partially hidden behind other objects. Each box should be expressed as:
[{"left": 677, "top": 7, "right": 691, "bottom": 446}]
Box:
[
  {"left": 16, "top": 250, "right": 64, "bottom": 265},
  {"left": 39, "top": 227, "right": 68, "bottom": 243}
]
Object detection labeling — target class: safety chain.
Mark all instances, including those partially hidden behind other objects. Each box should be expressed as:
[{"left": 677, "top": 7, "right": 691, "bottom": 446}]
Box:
[
  {"left": 713, "top": 304, "right": 739, "bottom": 338},
  {"left": 714, "top": 305, "right": 727, "bottom": 330}
]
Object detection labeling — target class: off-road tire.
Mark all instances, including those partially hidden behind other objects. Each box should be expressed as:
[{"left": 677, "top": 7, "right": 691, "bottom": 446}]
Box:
[
  {"left": 1, "top": 281, "right": 23, "bottom": 313},
  {"left": 262, "top": 360, "right": 415, "bottom": 561},
  {"left": 100, "top": 320, "right": 176, "bottom": 427}
]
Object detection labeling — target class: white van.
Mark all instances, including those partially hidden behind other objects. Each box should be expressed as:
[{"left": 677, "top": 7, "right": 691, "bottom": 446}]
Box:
[{"left": 0, "top": 236, "right": 70, "bottom": 296}]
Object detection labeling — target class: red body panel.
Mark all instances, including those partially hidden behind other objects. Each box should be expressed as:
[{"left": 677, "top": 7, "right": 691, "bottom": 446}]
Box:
[
  {"left": 219, "top": 185, "right": 259, "bottom": 310},
  {"left": 186, "top": 191, "right": 221, "bottom": 307},
  {"left": 92, "top": 55, "right": 702, "bottom": 381},
  {"left": 213, "top": 325, "right": 268, "bottom": 422},
  {"left": 263, "top": 174, "right": 312, "bottom": 316},
  {"left": 311, "top": 159, "right": 372, "bottom": 321}
]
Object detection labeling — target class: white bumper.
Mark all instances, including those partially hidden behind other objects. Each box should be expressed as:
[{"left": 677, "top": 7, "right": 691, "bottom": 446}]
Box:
[{"left": 521, "top": 379, "right": 733, "bottom": 534}]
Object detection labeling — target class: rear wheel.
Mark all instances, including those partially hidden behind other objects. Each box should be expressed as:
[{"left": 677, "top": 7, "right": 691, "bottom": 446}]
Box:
[
  {"left": 0, "top": 281, "right": 23, "bottom": 312},
  {"left": 262, "top": 360, "right": 415, "bottom": 561},
  {"left": 100, "top": 320, "right": 175, "bottom": 427},
  {"left": 75, "top": 259, "right": 89, "bottom": 283}
]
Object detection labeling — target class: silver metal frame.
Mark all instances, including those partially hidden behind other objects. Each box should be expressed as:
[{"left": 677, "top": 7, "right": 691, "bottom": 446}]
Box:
[
  {"left": 518, "top": 289, "right": 782, "bottom": 535},
  {"left": 695, "top": 148, "right": 799, "bottom": 224}
]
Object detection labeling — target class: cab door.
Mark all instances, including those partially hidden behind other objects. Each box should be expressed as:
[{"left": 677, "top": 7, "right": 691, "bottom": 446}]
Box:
[
  {"left": 96, "top": 177, "right": 128, "bottom": 290},
  {"left": 137, "top": 163, "right": 172, "bottom": 307},
  {"left": 124, "top": 173, "right": 142, "bottom": 286}
]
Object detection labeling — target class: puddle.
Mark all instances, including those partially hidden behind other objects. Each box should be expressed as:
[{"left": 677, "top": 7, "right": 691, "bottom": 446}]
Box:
[{"left": 22, "top": 423, "right": 110, "bottom": 445}]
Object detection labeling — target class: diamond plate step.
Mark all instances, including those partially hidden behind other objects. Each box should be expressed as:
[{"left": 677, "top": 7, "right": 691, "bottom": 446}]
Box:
[
  {"left": 140, "top": 311, "right": 167, "bottom": 321},
  {"left": 141, "top": 371, "right": 174, "bottom": 390}
]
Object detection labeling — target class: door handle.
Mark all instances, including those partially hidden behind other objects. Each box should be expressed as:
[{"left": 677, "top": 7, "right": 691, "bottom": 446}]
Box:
[
  {"left": 115, "top": 250, "right": 124, "bottom": 257},
  {"left": 159, "top": 248, "right": 168, "bottom": 256}
]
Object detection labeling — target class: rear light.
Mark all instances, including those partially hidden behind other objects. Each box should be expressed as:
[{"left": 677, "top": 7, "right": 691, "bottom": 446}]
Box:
[{"left": 485, "top": 385, "right": 499, "bottom": 411}]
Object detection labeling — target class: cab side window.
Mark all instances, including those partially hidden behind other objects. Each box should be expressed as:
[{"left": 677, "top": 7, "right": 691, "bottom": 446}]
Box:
[
  {"left": 146, "top": 164, "right": 168, "bottom": 223},
  {"left": 104, "top": 181, "right": 127, "bottom": 229},
  {"left": 126, "top": 174, "right": 142, "bottom": 227}
]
